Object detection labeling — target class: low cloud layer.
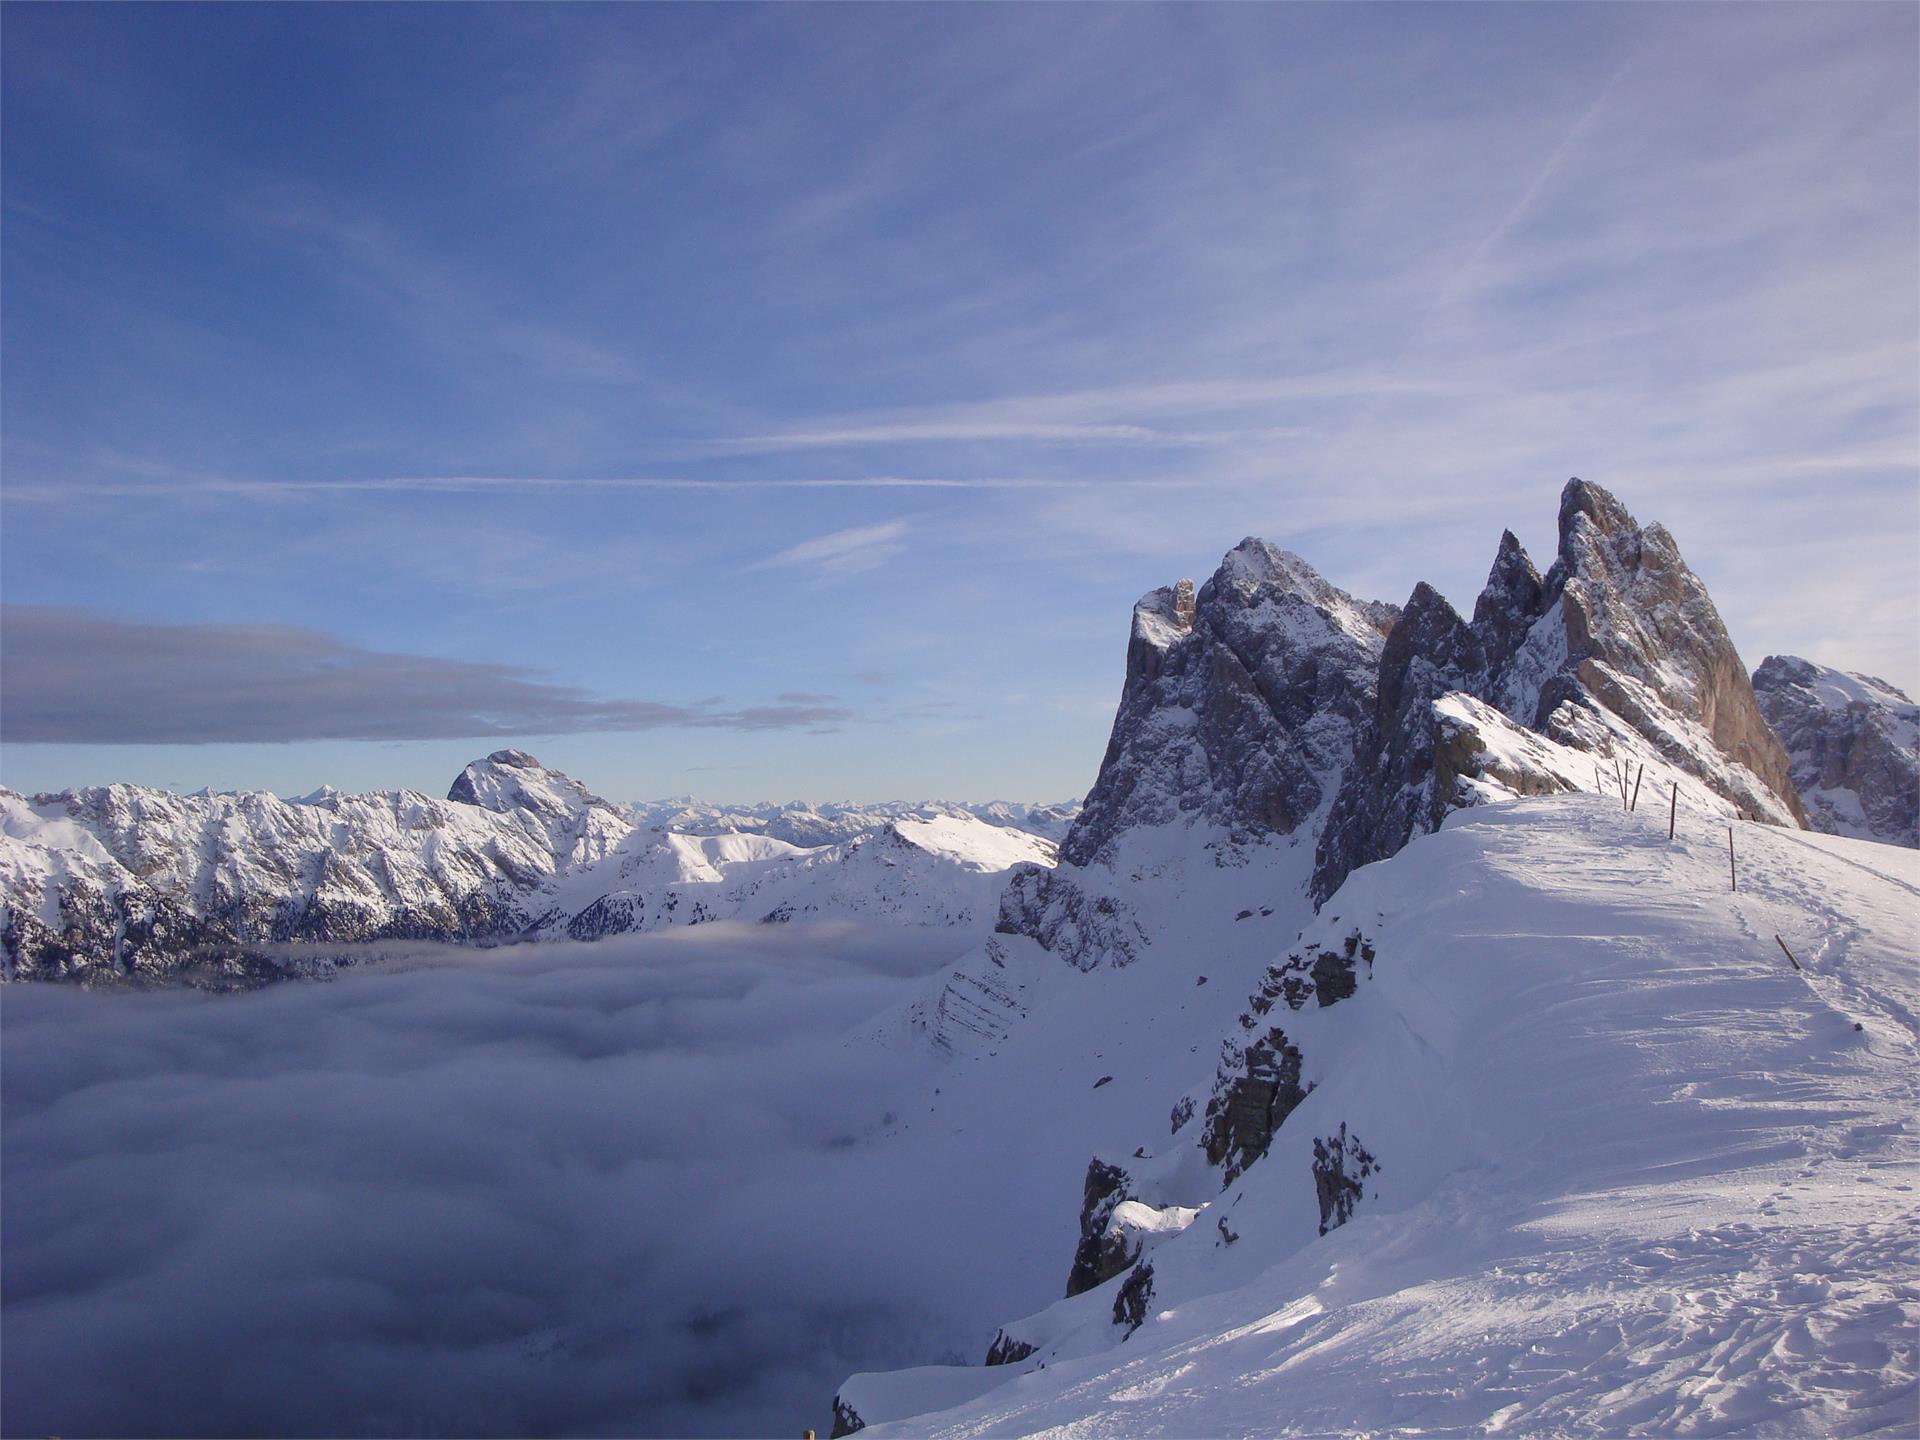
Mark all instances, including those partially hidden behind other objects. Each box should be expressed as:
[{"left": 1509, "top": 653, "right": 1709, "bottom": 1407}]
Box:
[
  {"left": 0, "top": 607, "right": 850, "bottom": 743},
  {"left": 1, "top": 923, "right": 1011, "bottom": 1438}
]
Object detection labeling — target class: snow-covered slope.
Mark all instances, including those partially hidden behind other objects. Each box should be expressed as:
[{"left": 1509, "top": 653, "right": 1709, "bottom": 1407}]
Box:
[
  {"left": 0, "top": 755, "right": 1061, "bottom": 987},
  {"left": 632, "top": 797, "right": 1081, "bottom": 846},
  {"left": 1754, "top": 655, "right": 1919, "bottom": 848},
  {"left": 529, "top": 816, "right": 1057, "bottom": 940},
  {"left": 834, "top": 794, "right": 1919, "bottom": 1437}
]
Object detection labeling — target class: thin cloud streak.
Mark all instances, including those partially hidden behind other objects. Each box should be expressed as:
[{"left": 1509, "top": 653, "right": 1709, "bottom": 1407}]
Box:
[
  {"left": 753, "top": 521, "right": 909, "bottom": 577},
  {"left": 708, "top": 373, "right": 1453, "bottom": 456},
  {"left": 719, "top": 422, "right": 1171, "bottom": 449},
  {"left": 3, "top": 474, "right": 1211, "bottom": 503},
  {"left": 1454, "top": 56, "right": 1634, "bottom": 298},
  {"left": 714, "top": 422, "right": 1312, "bottom": 453}
]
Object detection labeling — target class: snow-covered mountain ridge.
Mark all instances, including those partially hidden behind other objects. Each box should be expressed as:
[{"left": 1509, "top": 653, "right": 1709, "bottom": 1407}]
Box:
[
  {"left": 631, "top": 796, "right": 1081, "bottom": 847},
  {"left": 835, "top": 795, "right": 1919, "bottom": 1437},
  {"left": 0, "top": 752, "right": 1065, "bottom": 987},
  {"left": 829, "top": 479, "right": 1915, "bottom": 1435},
  {"left": 906, "top": 478, "right": 1821, "bottom": 1062}
]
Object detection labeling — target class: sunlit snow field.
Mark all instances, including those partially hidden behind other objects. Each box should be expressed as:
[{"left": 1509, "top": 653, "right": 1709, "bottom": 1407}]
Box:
[{"left": 1, "top": 922, "right": 998, "bottom": 1438}]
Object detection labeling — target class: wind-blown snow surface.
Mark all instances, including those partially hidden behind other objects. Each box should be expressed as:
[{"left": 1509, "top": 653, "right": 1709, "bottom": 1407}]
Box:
[{"left": 839, "top": 796, "right": 1919, "bottom": 1438}]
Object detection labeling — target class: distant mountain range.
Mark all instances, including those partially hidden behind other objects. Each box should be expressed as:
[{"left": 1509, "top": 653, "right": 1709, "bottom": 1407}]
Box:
[{"left": 0, "top": 751, "right": 1074, "bottom": 987}]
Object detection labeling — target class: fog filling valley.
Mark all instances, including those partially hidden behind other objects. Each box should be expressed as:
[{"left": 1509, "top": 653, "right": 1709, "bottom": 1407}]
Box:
[{"left": 1, "top": 924, "right": 1012, "bottom": 1438}]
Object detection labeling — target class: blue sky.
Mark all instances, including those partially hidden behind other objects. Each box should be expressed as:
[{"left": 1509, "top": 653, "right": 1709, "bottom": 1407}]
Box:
[{"left": 3, "top": 3, "right": 1914, "bottom": 804}]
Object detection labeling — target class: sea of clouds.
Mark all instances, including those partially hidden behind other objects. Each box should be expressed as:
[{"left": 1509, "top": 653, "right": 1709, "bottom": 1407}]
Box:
[{"left": 1, "top": 923, "right": 1015, "bottom": 1438}]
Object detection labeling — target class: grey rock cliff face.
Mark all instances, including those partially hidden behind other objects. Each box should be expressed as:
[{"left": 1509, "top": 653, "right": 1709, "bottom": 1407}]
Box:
[
  {"left": 1753, "top": 656, "right": 1919, "bottom": 847},
  {"left": 1065, "top": 1158, "right": 1138, "bottom": 1297},
  {"left": 999, "top": 479, "right": 1808, "bottom": 970},
  {"left": 1064, "top": 544, "right": 1396, "bottom": 870},
  {"left": 998, "top": 542, "right": 1394, "bottom": 971},
  {"left": 1312, "top": 479, "right": 1805, "bottom": 902},
  {"left": 1529, "top": 481, "right": 1802, "bottom": 819},
  {"left": 1313, "top": 582, "right": 1495, "bottom": 902}
]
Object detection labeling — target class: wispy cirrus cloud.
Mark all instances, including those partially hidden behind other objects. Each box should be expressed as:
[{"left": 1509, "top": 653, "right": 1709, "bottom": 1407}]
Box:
[
  {"left": 0, "top": 608, "right": 850, "bottom": 744},
  {"left": 1, "top": 471, "right": 1206, "bottom": 503},
  {"left": 720, "top": 421, "right": 1172, "bottom": 449},
  {"left": 235, "top": 188, "right": 678, "bottom": 397},
  {"left": 706, "top": 373, "right": 1444, "bottom": 456},
  {"left": 751, "top": 521, "right": 908, "bottom": 577}
]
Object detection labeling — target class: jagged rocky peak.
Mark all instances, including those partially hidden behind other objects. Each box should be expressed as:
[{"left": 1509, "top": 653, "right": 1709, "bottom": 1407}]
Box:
[
  {"left": 1376, "top": 581, "right": 1482, "bottom": 724},
  {"left": 448, "top": 749, "right": 612, "bottom": 818},
  {"left": 1471, "top": 529, "right": 1543, "bottom": 662},
  {"left": 969, "top": 541, "right": 1398, "bottom": 983},
  {"left": 445, "top": 749, "right": 635, "bottom": 873},
  {"left": 1527, "top": 478, "right": 1802, "bottom": 819},
  {"left": 1752, "top": 656, "right": 1918, "bottom": 848},
  {"left": 1060, "top": 541, "right": 1397, "bottom": 870},
  {"left": 1312, "top": 478, "right": 1806, "bottom": 903},
  {"left": 1312, "top": 575, "right": 1504, "bottom": 907},
  {"left": 1132, "top": 576, "right": 1196, "bottom": 648}
]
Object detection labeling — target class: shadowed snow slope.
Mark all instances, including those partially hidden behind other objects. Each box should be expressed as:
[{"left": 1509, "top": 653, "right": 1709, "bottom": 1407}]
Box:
[{"left": 836, "top": 794, "right": 1919, "bottom": 1438}]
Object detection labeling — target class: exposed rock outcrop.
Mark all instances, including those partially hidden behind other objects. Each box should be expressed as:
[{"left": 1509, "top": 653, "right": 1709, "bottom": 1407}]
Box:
[
  {"left": 1112, "top": 1261, "right": 1155, "bottom": 1336},
  {"left": 984, "top": 1330, "right": 1037, "bottom": 1367},
  {"left": 1530, "top": 481, "right": 1801, "bottom": 819},
  {"left": 1000, "top": 542, "right": 1395, "bottom": 974},
  {"left": 1752, "top": 656, "right": 1918, "bottom": 847},
  {"left": 1065, "top": 545, "right": 1396, "bottom": 869},
  {"left": 1202, "top": 1025, "right": 1310, "bottom": 1188},
  {"left": 829, "top": 1394, "right": 865, "bottom": 1437},
  {"left": 1313, "top": 479, "right": 1804, "bottom": 901},
  {"left": 1065, "top": 1159, "right": 1137, "bottom": 1297},
  {"left": 1311, "top": 1123, "right": 1378, "bottom": 1235}
]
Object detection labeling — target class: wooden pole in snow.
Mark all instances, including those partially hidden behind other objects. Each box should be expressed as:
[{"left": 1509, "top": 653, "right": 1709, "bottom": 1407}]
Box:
[
  {"left": 1728, "top": 827, "right": 1737, "bottom": 892},
  {"left": 1617, "top": 761, "right": 1629, "bottom": 809},
  {"left": 1774, "top": 935, "right": 1803, "bottom": 972},
  {"left": 1630, "top": 765, "right": 1644, "bottom": 813},
  {"left": 1668, "top": 781, "right": 1678, "bottom": 840}
]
